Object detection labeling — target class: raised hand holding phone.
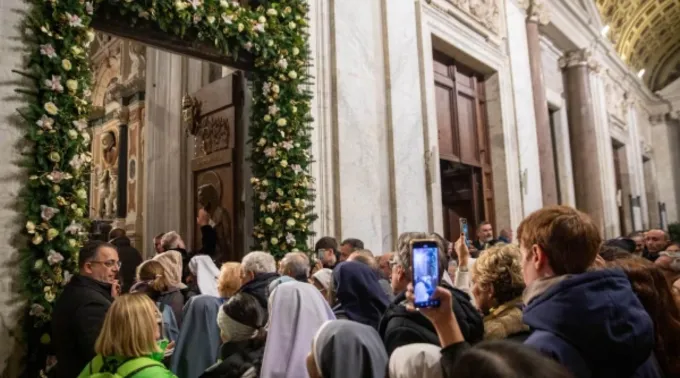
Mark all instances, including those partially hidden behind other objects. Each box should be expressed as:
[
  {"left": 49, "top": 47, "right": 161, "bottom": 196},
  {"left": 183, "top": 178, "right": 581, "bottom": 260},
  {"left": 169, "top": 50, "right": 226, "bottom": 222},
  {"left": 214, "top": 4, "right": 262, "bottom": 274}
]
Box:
[{"left": 410, "top": 239, "right": 441, "bottom": 309}]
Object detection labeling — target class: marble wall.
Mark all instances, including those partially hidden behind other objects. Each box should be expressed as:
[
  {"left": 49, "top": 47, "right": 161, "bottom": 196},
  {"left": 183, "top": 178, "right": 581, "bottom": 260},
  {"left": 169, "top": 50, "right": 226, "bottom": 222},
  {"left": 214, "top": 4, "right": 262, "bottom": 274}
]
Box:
[{"left": 0, "top": 0, "right": 29, "bottom": 374}]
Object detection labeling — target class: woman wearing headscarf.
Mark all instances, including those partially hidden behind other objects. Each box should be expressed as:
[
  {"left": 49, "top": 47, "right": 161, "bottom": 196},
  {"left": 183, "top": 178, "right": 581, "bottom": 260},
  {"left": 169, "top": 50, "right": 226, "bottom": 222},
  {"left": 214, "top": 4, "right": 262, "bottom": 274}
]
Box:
[
  {"left": 330, "top": 261, "right": 389, "bottom": 329},
  {"left": 260, "top": 281, "right": 336, "bottom": 378},
  {"left": 388, "top": 344, "right": 443, "bottom": 378},
  {"left": 171, "top": 295, "right": 224, "bottom": 378},
  {"left": 311, "top": 268, "right": 333, "bottom": 301},
  {"left": 201, "top": 293, "right": 267, "bottom": 378},
  {"left": 134, "top": 260, "right": 185, "bottom": 327},
  {"left": 306, "top": 320, "right": 388, "bottom": 378}
]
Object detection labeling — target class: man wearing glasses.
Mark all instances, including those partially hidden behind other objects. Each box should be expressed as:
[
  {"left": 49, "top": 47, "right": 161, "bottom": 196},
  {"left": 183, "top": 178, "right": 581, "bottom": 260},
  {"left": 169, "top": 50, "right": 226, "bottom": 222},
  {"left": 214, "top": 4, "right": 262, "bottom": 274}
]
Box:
[{"left": 52, "top": 240, "right": 121, "bottom": 378}]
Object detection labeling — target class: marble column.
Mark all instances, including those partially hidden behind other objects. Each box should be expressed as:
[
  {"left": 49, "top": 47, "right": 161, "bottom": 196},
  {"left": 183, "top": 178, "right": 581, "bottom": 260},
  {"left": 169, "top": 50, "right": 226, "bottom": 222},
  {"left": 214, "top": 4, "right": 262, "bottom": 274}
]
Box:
[
  {"left": 523, "top": 0, "right": 558, "bottom": 206},
  {"left": 559, "top": 49, "right": 605, "bottom": 231},
  {"left": 116, "top": 105, "right": 129, "bottom": 224}
]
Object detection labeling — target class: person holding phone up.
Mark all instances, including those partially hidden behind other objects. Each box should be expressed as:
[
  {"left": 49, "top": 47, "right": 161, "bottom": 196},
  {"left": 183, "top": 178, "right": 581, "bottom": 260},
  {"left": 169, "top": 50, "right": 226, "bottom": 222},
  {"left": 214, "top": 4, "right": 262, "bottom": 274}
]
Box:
[{"left": 377, "top": 232, "right": 483, "bottom": 356}]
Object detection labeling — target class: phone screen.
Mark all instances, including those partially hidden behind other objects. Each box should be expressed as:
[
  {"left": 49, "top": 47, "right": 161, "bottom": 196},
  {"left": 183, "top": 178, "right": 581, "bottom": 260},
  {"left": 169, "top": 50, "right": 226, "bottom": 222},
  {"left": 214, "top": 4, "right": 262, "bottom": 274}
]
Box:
[
  {"left": 460, "top": 218, "right": 469, "bottom": 247},
  {"left": 411, "top": 241, "right": 441, "bottom": 308}
]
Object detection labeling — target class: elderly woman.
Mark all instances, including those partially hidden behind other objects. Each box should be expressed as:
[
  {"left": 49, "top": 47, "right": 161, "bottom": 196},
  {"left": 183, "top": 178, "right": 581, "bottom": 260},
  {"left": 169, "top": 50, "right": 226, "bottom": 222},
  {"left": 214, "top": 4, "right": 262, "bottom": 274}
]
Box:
[
  {"left": 470, "top": 243, "right": 529, "bottom": 341},
  {"left": 217, "top": 262, "right": 242, "bottom": 298}
]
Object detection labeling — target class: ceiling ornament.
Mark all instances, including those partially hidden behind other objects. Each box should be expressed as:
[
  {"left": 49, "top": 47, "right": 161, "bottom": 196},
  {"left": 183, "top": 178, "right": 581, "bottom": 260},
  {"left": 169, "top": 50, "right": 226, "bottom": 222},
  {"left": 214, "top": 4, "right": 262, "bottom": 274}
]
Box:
[{"left": 595, "top": 0, "right": 680, "bottom": 91}]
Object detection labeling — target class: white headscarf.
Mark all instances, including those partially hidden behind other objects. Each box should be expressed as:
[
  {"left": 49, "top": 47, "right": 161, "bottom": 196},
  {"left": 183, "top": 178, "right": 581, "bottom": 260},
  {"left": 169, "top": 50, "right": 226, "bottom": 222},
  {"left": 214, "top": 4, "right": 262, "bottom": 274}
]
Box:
[
  {"left": 389, "top": 344, "right": 443, "bottom": 378},
  {"left": 188, "top": 255, "right": 220, "bottom": 297},
  {"left": 312, "top": 268, "right": 333, "bottom": 290},
  {"left": 260, "top": 281, "right": 335, "bottom": 378}
]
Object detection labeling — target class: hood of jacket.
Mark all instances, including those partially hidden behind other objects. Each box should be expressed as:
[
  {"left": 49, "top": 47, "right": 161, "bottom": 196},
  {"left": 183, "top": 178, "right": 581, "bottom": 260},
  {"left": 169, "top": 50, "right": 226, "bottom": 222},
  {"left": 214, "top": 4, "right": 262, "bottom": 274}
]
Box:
[{"left": 523, "top": 269, "right": 655, "bottom": 375}]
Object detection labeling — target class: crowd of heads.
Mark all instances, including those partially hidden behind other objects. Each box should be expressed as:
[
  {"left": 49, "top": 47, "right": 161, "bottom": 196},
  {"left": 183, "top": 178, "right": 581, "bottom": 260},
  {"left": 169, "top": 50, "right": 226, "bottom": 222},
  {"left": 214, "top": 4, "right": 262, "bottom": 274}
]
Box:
[{"left": 56, "top": 205, "right": 680, "bottom": 378}]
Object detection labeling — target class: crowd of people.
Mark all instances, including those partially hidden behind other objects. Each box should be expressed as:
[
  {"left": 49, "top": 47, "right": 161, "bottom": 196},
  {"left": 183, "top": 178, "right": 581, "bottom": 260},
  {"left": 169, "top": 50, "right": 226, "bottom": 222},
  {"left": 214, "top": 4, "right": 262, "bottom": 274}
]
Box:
[{"left": 48, "top": 205, "right": 680, "bottom": 378}]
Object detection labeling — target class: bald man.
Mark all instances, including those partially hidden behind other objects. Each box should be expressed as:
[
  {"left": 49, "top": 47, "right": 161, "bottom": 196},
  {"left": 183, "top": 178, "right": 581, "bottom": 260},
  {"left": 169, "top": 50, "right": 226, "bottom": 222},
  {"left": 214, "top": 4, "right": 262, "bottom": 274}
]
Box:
[{"left": 643, "top": 229, "right": 670, "bottom": 262}]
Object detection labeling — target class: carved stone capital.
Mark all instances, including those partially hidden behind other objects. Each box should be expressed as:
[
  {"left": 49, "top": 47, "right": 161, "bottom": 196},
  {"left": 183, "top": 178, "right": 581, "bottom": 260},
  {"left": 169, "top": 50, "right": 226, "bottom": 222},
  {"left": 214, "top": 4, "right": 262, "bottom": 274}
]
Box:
[
  {"left": 519, "top": 0, "right": 549, "bottom": 24},
  {"left": 559, "top": 49, "right": 599, "bottom": 71},
  {"left": 116, "top": 106, "right": 130, "bottom": 124}
]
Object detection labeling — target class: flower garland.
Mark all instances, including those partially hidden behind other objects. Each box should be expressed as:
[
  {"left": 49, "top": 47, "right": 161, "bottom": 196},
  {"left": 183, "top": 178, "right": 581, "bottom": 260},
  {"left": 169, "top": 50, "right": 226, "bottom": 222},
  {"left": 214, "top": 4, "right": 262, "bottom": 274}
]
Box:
[
  {"left": 19, "top": 0, "right": 314, "bottom": 372},
  {"left": 18, "top": 0, "right": 94, "bottom": 373}
]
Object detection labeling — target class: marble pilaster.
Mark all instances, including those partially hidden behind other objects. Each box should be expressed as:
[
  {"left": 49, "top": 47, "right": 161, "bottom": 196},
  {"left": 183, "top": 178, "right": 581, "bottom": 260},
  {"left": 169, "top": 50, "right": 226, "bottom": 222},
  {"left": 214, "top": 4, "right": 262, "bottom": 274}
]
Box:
[
  {"left": 143, "top": 48, "right": 186, "bottom": 255},
  {"left": 651, "top": 118, "right": 680, "bottom": 223},
  {"left": 560, "top": 49, "right": 606, "bottom": 233},
  {"left": 0, "top": 0, "right": 29, "bottom": 374},
  {"left": 384, "top": 0, "right": 429, "bottom": 237},
  {"left": 332, "top": 0, "right": 392, "bottom": 251},
  {"left": 506, "top": 1, "right": 543, "bottom": 214},
  {"left": 524, "top": 0, "right": 558, "bottom": 206}
]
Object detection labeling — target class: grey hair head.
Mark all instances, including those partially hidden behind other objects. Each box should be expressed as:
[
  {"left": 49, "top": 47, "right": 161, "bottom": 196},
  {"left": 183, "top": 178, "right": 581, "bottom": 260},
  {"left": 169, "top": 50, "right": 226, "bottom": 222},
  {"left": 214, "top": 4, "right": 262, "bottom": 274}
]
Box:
[
  {"left": 161, "top": 231, "right": 184, "bottom": 251},
  {"left": 395, "top": 232, "right": 447, "bottom": 280},
  {"left": 280, "top": 252, "right": 310, "bottom": 279},
  {"left": 241, "top": 251, "right": 276, "bottom": 275}
]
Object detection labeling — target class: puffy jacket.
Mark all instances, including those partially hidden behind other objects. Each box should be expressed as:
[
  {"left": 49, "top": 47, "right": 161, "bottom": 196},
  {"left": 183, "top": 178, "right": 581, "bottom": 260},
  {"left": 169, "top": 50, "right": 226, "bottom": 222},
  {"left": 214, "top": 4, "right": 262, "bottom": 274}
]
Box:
[{"left": 523, "top": 269, "right": 664, "bottom": 378}]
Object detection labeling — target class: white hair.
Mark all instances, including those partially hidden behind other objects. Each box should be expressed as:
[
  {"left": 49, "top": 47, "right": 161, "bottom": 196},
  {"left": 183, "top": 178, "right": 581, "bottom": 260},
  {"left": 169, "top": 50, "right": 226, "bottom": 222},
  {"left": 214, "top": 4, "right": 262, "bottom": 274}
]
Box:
[
  {"left": 161, "top": 231, "right": 184, "bottom": 251},
  {"left": 281, "top": 252, "right": 310, "bottom": 279},
  {"left": 241, "top": 251, "right": 276, "bottom": 275}
]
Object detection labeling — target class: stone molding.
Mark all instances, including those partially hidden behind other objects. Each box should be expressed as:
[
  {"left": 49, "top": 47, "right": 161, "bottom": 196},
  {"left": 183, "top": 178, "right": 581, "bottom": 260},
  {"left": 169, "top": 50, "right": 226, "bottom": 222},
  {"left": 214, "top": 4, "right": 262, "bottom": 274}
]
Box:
[
  {"left": 519, "top": 0, "right": 549, "bottom": 24},
  {"left": 427, "top": 0, "right": 502, "bottom": 35}
]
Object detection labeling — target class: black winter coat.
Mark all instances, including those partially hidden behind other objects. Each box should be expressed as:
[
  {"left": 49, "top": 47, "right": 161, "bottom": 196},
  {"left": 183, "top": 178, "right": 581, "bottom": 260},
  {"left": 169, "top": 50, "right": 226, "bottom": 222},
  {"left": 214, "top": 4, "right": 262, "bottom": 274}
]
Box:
[
  {"left": 52, "top": 275, "right": 114, "bottom": 378},
  {"left": 111, "top": 236, "right": 143, "bottom": 294},
  {"left": 378, "top": 282, "right": 484, "bottom": 356},
  {"left": 200, "top": 339, "right": 266, "bottom": 378}
]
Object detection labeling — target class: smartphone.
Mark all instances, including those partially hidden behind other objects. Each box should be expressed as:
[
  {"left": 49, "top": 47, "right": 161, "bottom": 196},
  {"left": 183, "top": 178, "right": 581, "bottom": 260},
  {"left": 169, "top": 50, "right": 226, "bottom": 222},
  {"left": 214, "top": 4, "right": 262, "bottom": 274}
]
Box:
[
  {"left": 410, "top": 239, "right": 441, "bottom": 308},
  {"left": 459, "top": 218, "right": 469, "bottom": 247}
]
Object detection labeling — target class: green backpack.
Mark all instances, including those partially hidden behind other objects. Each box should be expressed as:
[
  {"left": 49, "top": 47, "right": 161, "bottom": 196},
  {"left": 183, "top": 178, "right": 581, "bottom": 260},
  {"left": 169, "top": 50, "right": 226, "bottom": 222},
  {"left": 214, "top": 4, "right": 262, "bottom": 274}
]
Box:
[{"left": 85, "top": 355, "right": 164, "bottom": 378}]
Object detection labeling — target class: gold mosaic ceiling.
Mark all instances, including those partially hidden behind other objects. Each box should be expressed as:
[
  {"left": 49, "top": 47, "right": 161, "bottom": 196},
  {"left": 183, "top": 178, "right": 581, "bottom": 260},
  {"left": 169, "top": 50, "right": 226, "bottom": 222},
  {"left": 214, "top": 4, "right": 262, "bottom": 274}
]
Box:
[{"left": 595, "top": 0, "right": 680, "bottom": 91}]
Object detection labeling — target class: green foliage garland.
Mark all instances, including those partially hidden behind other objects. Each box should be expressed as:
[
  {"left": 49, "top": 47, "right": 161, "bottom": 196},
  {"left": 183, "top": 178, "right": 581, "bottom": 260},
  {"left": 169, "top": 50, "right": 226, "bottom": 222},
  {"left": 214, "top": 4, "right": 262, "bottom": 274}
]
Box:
[{"left": 18, "top": 0, "right": 314, "bottom": 374}]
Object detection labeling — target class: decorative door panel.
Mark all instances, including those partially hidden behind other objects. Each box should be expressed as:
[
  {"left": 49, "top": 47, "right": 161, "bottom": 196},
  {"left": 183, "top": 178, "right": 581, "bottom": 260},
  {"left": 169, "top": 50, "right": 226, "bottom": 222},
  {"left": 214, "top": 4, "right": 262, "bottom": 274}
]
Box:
[
  {"left": 184, "top": 74, "right": 241, "bottom": 263},
  {"left": 435, "top": 83, "right": 457, "bottom": 160}
]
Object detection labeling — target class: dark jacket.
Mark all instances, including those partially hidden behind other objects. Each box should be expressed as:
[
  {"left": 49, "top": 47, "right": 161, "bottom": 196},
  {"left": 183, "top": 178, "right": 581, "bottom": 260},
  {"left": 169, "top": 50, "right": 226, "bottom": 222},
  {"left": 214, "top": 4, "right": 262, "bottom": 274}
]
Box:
[
  {"left": 523, "top": 269, "right": 663, "bottom": 378},
  {"left": 52, "top": 275, "right": 114, "bottom": 378},
  {"left": 236, "top": 273, "right": 279, "bottom": 316},
  {"left": 200, "top": 339, "right": 266, "bottom": 378},
  {"left": 378, "top": 282, "right": 484, "bottom": 356},
  {"left": 472, "top": 239, "right": 499, "bottom": 252},
  {"left": 111, "top": 236, "right": 143, "bottom": 294}
]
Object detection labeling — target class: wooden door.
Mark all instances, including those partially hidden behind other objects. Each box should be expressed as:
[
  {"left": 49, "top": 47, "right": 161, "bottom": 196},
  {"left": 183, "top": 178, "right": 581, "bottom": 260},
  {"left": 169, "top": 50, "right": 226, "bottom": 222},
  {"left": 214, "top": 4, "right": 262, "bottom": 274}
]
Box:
[
  {"left": 434, "top": 51, "right": 495, "bottom": 239},
  {"left": 186, "top": 74, "right": 242, "bottom": 263}
]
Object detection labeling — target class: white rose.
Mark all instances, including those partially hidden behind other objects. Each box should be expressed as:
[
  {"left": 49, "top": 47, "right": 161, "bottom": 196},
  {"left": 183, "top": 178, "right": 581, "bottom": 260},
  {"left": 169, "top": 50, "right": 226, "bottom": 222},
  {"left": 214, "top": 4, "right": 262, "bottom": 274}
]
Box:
[
  {"left": 265, "top": 217, "right": 274, "bottom": 225},
  {"left": 67, "top": 129, "right": 78, "bottom": 140},
  {"left": 270, "top": 237, "right": 279, "bottom": 245},
  {"left": 76, "top": 188, "right": 87, "bottom": 199},
  {"left": 66, "top": 80, "right": 78, "bottom": 93},
  {"left": 277, "top": 118, "right": 287, "bottom": 127},
  {"left": 207, "top": 16, "right": 216, "bottom": 24},
  {"left": 258, "top": 16, "right": 266, "bottom": 23},
  {"left": 26, "top": 221, "right": 36, "bottom": 234},
  {"left": 288, "top": 21, "right": 296, "bottom": 29},
  {"left": 288, "top": 71, "right": 298, "bottom": 79},
  {"left": 263, "top": 115, "right": 271, "bottom": 122},
  {"left": 266, "top": 8, "right": 277, "bottom": 16},
  {"left": 286, "top": 219, "right": 295, "bottom": 227},
  {"left": 292, "top": 47, "right": 300, "bottom": 56},
  {"left": 68, "top": 239, "right": 77, "bottom": 248}
]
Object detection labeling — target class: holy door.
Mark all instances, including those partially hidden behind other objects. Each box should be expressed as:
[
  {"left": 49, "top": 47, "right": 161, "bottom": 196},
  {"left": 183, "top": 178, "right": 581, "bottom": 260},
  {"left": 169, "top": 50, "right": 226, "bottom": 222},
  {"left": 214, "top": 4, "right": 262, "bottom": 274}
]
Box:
[{"left": 184, "top": 74, "right": 242, "bottom": 263}]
